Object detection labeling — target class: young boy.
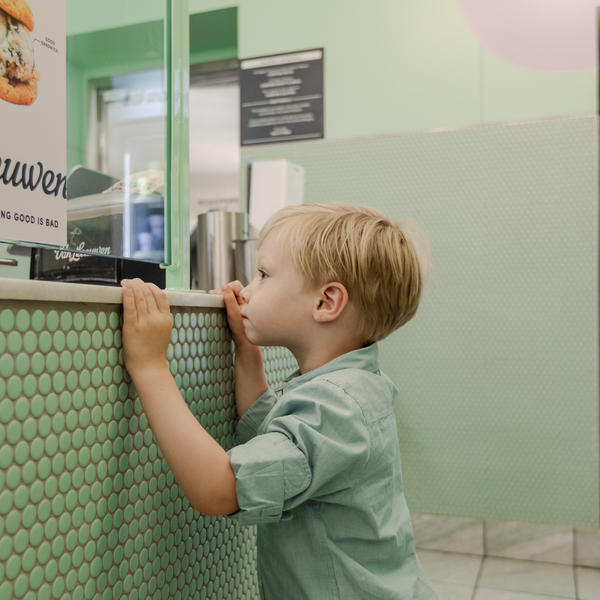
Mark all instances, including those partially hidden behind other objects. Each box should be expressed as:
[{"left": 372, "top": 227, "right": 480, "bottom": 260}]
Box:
[{"left": 121, "top": 202, "right": 436, "bottom": 599}]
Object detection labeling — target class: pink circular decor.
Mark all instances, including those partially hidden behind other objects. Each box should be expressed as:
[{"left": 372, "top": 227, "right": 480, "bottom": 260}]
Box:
[{"left": 458, "top": 0, "right": 598, "bottom": 71}]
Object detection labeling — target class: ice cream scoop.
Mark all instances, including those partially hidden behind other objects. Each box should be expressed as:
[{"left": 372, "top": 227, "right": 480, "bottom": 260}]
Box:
[{"left": 1, "top": 11, "right": 35, "bottom": 82}]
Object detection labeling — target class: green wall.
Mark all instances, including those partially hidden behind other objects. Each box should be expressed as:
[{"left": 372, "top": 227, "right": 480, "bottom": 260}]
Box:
[{"left": 193, "top": 0, "right": 595, "bottom": 135}]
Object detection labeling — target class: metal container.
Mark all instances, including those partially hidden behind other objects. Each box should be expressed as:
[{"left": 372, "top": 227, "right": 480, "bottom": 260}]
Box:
[
  {"left": 233, "top": 238, "right": 257, "bottom": 286},
  {"left": 195, "top": 211, "right": 246, "bottom": 290}
]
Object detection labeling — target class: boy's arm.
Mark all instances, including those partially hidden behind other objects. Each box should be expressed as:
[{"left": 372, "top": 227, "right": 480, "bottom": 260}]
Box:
[
  {"left": 212, "top": 283, "right": 268, "bottom": 417},
  {"left": 121, "top": 279, "right": 239, "bottom": 516},
  {"left": 233, "top": 338, "right": 268, "bottom": 417}
]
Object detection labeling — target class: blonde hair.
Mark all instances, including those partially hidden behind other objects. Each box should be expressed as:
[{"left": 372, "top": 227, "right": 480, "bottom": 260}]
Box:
[{"left": 258, "top": 202, "right": 430, "bottom": 343}]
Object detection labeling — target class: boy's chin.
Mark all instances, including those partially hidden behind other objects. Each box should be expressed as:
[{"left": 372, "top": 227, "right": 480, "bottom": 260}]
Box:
[
  {"left": 246, "top": 332, "right": 269, "bottom": 346},
  {"left": 245, "top": 330, "right": 280, "bottom": 348},
  {"left": 243, "top": 321, "right": 287, "bottom": 348},
  {"left": 242, "top": 326, "right": 262, "bottom": 346}
]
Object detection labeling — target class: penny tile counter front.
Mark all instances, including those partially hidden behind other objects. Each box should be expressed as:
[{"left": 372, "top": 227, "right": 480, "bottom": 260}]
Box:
[{"left": 0, "top": 278, "right": 297, "bottom": 599}]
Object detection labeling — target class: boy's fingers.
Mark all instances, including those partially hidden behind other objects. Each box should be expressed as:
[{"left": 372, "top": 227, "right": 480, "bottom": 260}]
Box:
[
  {"left": 222, "top": 281, "right": 246, "bottom": 305},
  {"left": 209, "top": 280, "right": 242, "bottom": 293},
  {"left": 208, "top": 281, "right": 246, "bottom": 307},
  {"left": 228, "top": 281, "right": 244, "bottom": 296},
  {"left": 121, "top": 283, "right": 137, "bottom": 323},
  {"left": 222, "top": 287, "right": 243, "bottom": 316},
  {"left": 130, "top": 279, "right": 149, "bottom": 315},
  {"left": 140, "top": 283, "right": 157, "bottom": 313},
  {"left": 148, "top": 283, "right": 170, "bottom": 315}
]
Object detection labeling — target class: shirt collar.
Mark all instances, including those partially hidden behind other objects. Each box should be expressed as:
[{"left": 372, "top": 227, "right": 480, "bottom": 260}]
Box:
[{"left": 277, "top": 343, "right": 380, "bottom": 394}]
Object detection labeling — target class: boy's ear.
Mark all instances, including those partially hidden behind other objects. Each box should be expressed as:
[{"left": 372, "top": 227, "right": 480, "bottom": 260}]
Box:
[{"left": 313, "top": 282, "right": 349, "bottom": 323}]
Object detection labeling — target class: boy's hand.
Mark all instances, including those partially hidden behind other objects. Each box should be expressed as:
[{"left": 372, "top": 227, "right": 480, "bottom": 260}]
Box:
[
  {"left": 121, "top": 278, "right": 172, "bottom": 376},
  {"left": 209, "top": 281, "right": 251, "bottom": 348},
  {"left": 209, "top": 281, "right": 266, "bottom": 416}
]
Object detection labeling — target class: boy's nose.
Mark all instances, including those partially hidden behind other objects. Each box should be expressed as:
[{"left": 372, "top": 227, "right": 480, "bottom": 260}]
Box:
[{"left": 240, "top": 285, "right": 250, "bottom": 303}]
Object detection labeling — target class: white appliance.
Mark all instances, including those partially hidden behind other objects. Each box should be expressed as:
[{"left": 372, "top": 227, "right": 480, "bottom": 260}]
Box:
[{"left": 247, "top": 159, "right": 304, "bottom": 236}]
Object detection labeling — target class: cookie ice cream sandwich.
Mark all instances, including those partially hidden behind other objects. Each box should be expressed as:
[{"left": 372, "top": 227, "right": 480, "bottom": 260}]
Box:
[{"left": 0, "top": 0, "right": 38, "bottom": 105}]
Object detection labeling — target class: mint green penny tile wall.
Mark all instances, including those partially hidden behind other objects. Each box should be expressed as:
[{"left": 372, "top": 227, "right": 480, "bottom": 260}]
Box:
[
  {"left": 0, "top": 300, "right": 297, "bottom": 599},
  {"left": 242, "top": 115, "right": 600, "bottom": 527}
]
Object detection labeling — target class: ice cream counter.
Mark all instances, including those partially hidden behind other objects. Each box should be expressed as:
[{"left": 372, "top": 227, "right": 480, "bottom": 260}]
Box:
[{"left": 0, "top": 278, "right": 297, "bottom": 599}]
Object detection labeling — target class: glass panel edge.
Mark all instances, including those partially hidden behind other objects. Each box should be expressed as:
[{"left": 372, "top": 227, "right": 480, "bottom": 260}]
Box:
[{"left": 163, "top": 0, "right": 191, "bottom": 290}]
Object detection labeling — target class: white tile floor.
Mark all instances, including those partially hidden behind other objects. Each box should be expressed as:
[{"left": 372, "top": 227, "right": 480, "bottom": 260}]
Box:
[{"left": 418, "top": 549, "right": 600, "bottom": 600}]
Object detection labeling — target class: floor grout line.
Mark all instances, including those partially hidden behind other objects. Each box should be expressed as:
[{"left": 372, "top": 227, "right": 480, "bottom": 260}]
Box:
[
  {"left": 572, "top": 526, "right": 579, "bottom": 600},
  {"left": 470, "top": 554, "right": 485, "bottom": 600}
]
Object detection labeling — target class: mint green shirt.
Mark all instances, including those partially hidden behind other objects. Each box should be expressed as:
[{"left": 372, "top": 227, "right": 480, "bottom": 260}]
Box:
[{"left": 227, "top": 344, "right": 436, "bottom": 600}]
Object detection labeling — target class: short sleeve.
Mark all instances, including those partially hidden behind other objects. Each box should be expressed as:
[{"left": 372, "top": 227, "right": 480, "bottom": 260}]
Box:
[
  {"left": 227, "top": 379, "right": 370, "bottom": 526},
  {"left": 235, "top": 387, "right": 278, "bottom": 444},
  {"left": 228, "top": 432, "right": 312, "bottom": 525}
]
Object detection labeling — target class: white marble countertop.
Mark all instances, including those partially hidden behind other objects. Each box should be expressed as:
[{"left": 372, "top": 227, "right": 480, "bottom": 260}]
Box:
[{"left": 0, "top": 278, "right": 224, "bottom": 308}]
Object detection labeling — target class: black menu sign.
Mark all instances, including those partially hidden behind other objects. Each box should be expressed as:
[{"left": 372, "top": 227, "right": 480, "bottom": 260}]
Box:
[{"left": 240, "top": 49, "right": 324, "bottom": 145}]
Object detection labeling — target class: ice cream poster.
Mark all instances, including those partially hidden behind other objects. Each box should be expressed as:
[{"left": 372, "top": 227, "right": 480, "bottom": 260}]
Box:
[{"left": 0, "top": 0, "right": 66, "bottom": 246}]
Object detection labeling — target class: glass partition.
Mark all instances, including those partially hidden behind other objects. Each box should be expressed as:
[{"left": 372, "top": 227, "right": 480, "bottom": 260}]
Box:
[{"left": 65, "top": 0, "right": 169, "bottom": 262}]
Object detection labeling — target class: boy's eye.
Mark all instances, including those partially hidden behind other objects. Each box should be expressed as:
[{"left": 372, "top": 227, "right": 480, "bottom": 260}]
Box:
[{"left": 257, "top": 269, "right": 268, "bottom": 280}]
